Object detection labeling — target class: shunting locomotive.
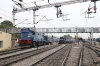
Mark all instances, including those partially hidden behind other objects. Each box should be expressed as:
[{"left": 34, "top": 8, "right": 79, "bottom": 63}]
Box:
[
  {"left": 18, "top": 28, "right": 52, "bottom": 48},
  {"left": 58, "top": 37, "right": 66, "bottom": 44}
]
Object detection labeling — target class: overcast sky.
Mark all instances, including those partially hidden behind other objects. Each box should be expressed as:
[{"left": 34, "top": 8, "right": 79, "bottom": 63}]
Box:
[{"left": 0, "top": 0, "right": 100, "bottom": 38}]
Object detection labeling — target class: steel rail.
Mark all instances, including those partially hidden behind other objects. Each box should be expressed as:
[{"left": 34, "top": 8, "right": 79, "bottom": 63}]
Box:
[
  {"left": 78, "top": 45, "right": 84, "bottom": 66},
  {"left": 30, "top": 45, "right": 67, "bottom": 66},
  {"left": 86, "top": 46, "right": 97, "bottom": 66},
  {"left": 0, "top": 45, "right": 60, "bottom": 66},
  {"left": 60, "top": 44, "right": 72, "bottom": 66},
  {"left": 85, "top": 45, "right": 100, "bottom": 56}
]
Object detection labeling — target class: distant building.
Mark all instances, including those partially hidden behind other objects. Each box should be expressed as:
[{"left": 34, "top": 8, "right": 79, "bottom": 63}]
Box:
[{"left": 0, "top": 31, "right": 11, "bottom": 51}]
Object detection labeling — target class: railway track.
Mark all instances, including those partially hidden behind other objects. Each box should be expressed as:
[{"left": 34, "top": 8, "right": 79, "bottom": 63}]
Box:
[
  {"left": 78, "top": 46, "right": 84, "bottom": 66},
  {"left": 0, "top": 47, "right": 29, "bottom": 55},
  {"left": 85, "top": 45, "right": 100, "bottom": 56},
  {"left": 0, "top": 44, "right": 61, "bottom": 66},
  {"left": 31, "top": 44, "right": 72, "bottom": 66},
  {"left": 82, "top": 46, "right": 96, "bottom": 66},
  {"left": 81, "top": 44, "right": 100, "bottom": 66},
  {"left": 87, "top": 46, "right": 96, "bottom": 66}
]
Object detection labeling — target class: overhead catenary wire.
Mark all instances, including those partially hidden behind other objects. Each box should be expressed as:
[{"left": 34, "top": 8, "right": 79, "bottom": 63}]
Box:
[
  {"left": 0, "top": 7, "right": 31, "bottom": 25},
  {"left": 85, "top": 17, "right": 90, "bottom": 39},
  {"left": 90, "top": 16, "right": 100, "bottom": 26},
  {"left": 84, "top": 1, "right": 93, "bottom": 39},
  {"left": 12, "top": 0, "right": 46, "bottom": 26},
  {"left": 0, "top": 13, "right": 12, "bottom": 19},
  {"left": 40, "top": 10, "right": 55, "bottom": 28},
  {"left": 41, "top": 8, "right": 58, "bottom": 28},
  {"left": 21, "top": 1, "right": 50, "bottom": 24},
  {"left": 0, "top": 7, "right": 32, "bottom": 26},
  {"left": 89, "top": 14, "right": 100, "bottom": 26},
  {"left": 53, "top": 0, "right": 57, "bottom": 4},
  {"left": 41, "top": 9, "right": 55, "bottom": 28},
  {"left": 19, "top": 0, "right": 55, "bottom": 28},
  {"left": 0, "top": 8, "right": 23, "bottom": 19},
  {"left": 21, "top": 0, "right": 55, "bottom": 28}
]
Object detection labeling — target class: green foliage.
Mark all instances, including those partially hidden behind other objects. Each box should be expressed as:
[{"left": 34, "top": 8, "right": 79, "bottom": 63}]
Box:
[
  {"left": 0, "top": 20, "right": 13, "bottom": 29},
  {"left": 0, "top": 20, "right": 21, "bottom": 38},
  {"left": 12, "top": 34, "right": 21, "bottom": 39},
  {"left": 64, "top": 34, "right": 72, "bottom": 39},
  {"left": 1, "top": 20, "right": 13, "bottom": 26}
]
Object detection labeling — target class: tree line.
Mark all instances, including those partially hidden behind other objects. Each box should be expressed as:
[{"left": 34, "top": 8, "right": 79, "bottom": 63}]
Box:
[{"left": 0, "top": 20, "right": 21, "bottom": 38}]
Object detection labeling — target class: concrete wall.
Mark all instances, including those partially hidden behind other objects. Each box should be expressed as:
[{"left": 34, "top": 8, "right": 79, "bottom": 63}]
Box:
[{"left": 0, "top": 31, "right": 11, "bottom": 51}]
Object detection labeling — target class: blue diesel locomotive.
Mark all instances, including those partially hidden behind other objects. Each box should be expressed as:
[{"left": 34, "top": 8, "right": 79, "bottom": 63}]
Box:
[
  {"left": 58, "top": 37, "right": 66, "bottom": 44},
  {"left": 18, "top": 28, "right": 49, "bottom": 48}
]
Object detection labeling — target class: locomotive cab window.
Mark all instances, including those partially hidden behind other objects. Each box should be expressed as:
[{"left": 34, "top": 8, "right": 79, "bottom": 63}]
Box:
[{"left": 0, "top": 41, "right": 3, "bottom": 48}]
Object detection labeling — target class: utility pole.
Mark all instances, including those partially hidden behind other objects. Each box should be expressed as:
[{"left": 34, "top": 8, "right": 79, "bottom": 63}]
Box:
[
  {"left": 89, "top": 32, "right": 92, "bottom": 45},
  {"left": 12, "top": 6, "right": 16, "bottom": 26},
  {"left": 33, "top": 8, "right": 39, "bottom": 32},
  {"left": 33, "top": 8, "right": 39, "bottom": 24},
  {"left": 91, "top": 28, "right": 94, "bottom": 46},
  {"left": 76, "top": 26, "right": 78, "bottom": 44}
]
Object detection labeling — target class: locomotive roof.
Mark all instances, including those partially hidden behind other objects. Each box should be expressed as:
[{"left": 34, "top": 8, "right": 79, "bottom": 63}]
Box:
[{"left": 21, "top": 28, "right": 45, "bottom": 35}]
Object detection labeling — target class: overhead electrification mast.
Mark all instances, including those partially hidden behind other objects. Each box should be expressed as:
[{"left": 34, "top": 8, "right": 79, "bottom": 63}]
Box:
[{"left": 12, "top": 0, "right": 99, "bottom": 26}]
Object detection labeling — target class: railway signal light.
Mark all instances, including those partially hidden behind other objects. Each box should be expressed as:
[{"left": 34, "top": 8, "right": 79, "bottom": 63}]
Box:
[
  {"left": 94, "top": 6, "right": 97, "bottom": 13},
  {"left": 59, "top": 9, "right": 62, "bottom": 15}
]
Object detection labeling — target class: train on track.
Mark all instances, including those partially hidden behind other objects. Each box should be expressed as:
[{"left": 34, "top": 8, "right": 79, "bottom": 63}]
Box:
[
  {"left": 58, "top": 37, "right": 66, "bottom": 44},
  {"left": 96, "top": 38, "right": 100, "bottom": 43},
  {"left": 18, "top": 28, "right": 53, "bottom": 48}
]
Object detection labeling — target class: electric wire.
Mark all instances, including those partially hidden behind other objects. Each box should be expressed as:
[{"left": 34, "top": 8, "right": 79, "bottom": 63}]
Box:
[
  {"left": 0, "top": 8, "right": 23, "bottom": 19},
  {"left": 0, "top": 7, "right": 31, "bottom": 25},
  {"left": 53, "top": 0, "right": 57, "bottom": 4},
  {"left": 87, "top": 2, "right": 100, "bottom": 26},
  {"left": 91, "top": 17, "right": 100, "bottom": 27},
  {"left": 83, "top": 1, "right": 94, "bottom": 39},
  {"left": 23, "top": 0, "right": 55, "bottom": 27},
  {"left": 85, "top": 1, "right": 100, "bottom": 39},
  {"left": 89, "top": 14, "right": 100, "bottom": 26},
  {"left": 0, "top": 8, "right": 32, "bottom": 26},
  {"left": 19, "top": 1, "right": 48, "bottom": 25},
  {"left": 40, "top": 9, "right": 55, "bottom": 28},
  {"left": 0, "top": 13, "right": 12, "bottom": 19},
  {"left": 22, "top": 0, "right": 55, "bottom": 28}
]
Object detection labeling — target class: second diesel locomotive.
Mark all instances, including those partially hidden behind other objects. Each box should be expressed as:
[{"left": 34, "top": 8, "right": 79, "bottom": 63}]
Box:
[
  {"left": 18, "top": 28, "right": 52, "bottom": 48},
  {"left": 58, "top": 37, "right": 66, "bottom": 44}
]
